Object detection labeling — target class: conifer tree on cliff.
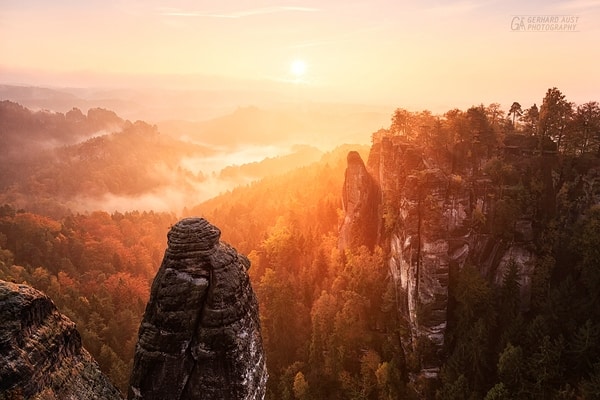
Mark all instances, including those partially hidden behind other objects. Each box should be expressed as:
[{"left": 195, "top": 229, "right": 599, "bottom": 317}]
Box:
[{"left": 539, "top": 87, "right": 573, "bottom": 153}]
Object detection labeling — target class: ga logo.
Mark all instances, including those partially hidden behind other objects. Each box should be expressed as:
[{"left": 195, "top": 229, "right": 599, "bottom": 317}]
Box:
[{"left": 511, "top": 16, "right": 526, "bottom": 31}]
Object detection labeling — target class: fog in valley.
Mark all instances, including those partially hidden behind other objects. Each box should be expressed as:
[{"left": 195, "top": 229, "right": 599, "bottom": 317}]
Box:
[
  {"left": 2, "top": 1, "right": 600, "bottom": 399},
  {"left": 0, "top": 87, "right": 390, "bottom": 215}
]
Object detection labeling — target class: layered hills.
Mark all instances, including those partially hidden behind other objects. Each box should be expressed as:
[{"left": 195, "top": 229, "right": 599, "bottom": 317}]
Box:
[{"left": 0, "top": 101, "right": 325, "bottom": 217}]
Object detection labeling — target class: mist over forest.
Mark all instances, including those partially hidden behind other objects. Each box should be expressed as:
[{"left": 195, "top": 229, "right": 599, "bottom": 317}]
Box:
[
  {"left": 0, "top": 91, "right": 390, "bottom": 217},
  {"left": 2, "top": 83, "right": 600, "bottom": 399},
  {"left": 2, "top": 0, "right": 600, "bottom": 397}
]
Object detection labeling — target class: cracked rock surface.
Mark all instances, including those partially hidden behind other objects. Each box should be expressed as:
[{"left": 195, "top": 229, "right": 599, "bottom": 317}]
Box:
[
  {"left": 0, "top": 280, "right": 123, "bottom": 400},
  {"left": 128, "top": 217, "right": 267, "bottom": 400}
]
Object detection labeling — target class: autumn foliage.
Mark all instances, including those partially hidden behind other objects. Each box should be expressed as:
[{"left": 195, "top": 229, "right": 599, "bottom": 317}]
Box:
[
  {"left": 0, "top": 206, "right": 175, "bottom": 390},
  {"left": 2, "top": 88, "right": 600, "bottom": 398}
]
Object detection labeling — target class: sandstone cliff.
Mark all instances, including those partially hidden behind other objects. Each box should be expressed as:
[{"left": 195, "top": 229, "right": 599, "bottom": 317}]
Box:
[
  {"left": 338, "top": 151, "right": 380, "bottom": 250},
  {"left": 0, "top": 280, "right": 123, "bottom": 400},
  {"left": 128, "top": 217, "right": 267, "bottom": 400},
  {"left": 339, "top": 133, "right": 545, "bottom": 379}
]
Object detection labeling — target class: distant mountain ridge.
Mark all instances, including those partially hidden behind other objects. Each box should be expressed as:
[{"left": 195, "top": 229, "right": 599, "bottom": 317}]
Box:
[
  {"left": 0, "top": 100, "right": 126, "bottom": 157},
  {"left": 158, "top": 103, "right": 390, "bottom": 149},
  {"left": 0, "top": 84, "right": 393, "bottom": 132},
  {"left": 0, "top": 101, "right": 331, "bottom": 216}
]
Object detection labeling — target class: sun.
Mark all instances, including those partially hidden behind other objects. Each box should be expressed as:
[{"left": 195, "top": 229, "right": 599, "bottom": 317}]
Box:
[{"left": 290, "top": 59, "right": 307, "bottom": 77}]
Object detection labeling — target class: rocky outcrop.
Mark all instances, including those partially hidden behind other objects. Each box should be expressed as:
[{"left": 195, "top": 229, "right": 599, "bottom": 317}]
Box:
[
  {"left": 338, "top": 151, "right": 380, "bottom": 250},
  {"left": 376, "top": 138, "right": 542, "bottom": 375},
  {"left": 128, "top": 217, "right": 267, "bottom": 400},
  {"left": 0, "top": 280, "right": 123, "bottom": 399},
  {"left": 339, "top": 134, "right": 543, "bottom": 380}
]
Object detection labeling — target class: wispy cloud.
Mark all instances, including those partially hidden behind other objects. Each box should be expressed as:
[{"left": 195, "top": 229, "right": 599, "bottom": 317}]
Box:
[
  {"left": 288, "top": 39, "right": 339, "bottom": 49},
  {"left": 554, "top": 0, "right": 600, "bottom": 10},
  {"left": 161, "top": 6, "right": 318, "bottom": 19},
  {"left": 288, "top": 24, "right": 390, "bottom": 49},
  {"left": 424, "top": 0, "right": 488, "bottom": 16}
]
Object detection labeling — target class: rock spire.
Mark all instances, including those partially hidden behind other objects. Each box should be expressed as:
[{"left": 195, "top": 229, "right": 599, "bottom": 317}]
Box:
[
  {"left": 338, "top": 151, "right": 381, "bottom": 250},
  {"left": 128, "top": 217, "right": 267, "bottom": 400}
]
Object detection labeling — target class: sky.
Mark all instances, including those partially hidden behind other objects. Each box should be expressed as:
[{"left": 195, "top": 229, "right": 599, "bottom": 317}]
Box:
[{"left": 1, "top": 0, "right": 600, "bottom": 112}]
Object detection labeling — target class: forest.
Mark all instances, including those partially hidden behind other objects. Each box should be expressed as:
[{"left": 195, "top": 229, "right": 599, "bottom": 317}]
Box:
[{"left": 1, "top": 87, "right": 600, "bottom": 399}]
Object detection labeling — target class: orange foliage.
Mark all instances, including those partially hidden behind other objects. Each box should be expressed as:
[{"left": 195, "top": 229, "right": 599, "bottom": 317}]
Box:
[{"left": 103, "top": 272, "right": 150, "bottom": 306}]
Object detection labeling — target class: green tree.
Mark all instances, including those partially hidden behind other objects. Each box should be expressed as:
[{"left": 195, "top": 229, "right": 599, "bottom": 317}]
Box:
[
  {"left": 391, "top": 108, "right": 415, "bottom": 138},
  {"left": 496, "top": 260, "right": 522, "bottom": 347},
  {"left": 359, "top": 349, "right": 381, "bottom": 399},
  {"left": 498, "top": 261, "right": 520, "bottom": 318},
  {"left": 507, "top": 102, "right": 523, "bottom": 130},
  {"left": 571, "top": 101, "right": 600, "bottom": 155},
  {"left": 443, "top": 265, "right": 496, "bottom": 393},
  {"left": 486, "top": 103, "right": 504, "bottom": 128},
  {"left": 293, "top": 372, "right": 310, "bottom": 400},
  {"left": 309, "top": 290, "right": 338, "bottom": 378},
  {"left": 257, "top": 268, "right": 309, "bottom": 374},
  {"left": 539, "top": 87, "right": 573, "bottom": 152},
  {"left": 444, "top": 109, "right": 470, "bottom": 144},
  {"left": 521, "top": 103, "right": 539, "bottom": 135},
  {"left": 528, "top": 335, "right": 564, "bottom": 398},
  {"left": 572, "top": 205, "right": 600, "bottom": 308},
  {"left": 333, "top": 291, "right": 372, "bottom": 371},
  {"left": 567, "top": 320, "right": 600, "bottom": 372},
  {"left": 484, "top": 383, "right": 511, "bottom": 400},
  {"left": 497, "top": 343, "right": 525, "bottom": 395},
  {"left": 375, "top": 361, "right": 404, "bottom": 400},
  {"left": 436, "top": 374, "right": 472, "bottom": 400},
  {"left": 483, "top": 157, "right": 516, "bottom": 198},
  {"left": 278, "top": 362, "right": 304, "bottom": 400},
  {"left": 492, "top": 197, "right": 519, "bottom": 240},
  {"left": 467, "top": 105, "right": 495, "bottom": 158}
]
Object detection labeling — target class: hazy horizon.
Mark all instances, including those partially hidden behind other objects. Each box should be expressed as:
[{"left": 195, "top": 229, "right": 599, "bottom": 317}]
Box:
[
  {"left": 2, "top": 0, "right": 600, "bottom": 116},
  {"left": 2, "top": 0, "right": 600, "bottom": 215},
  {"left": 2, "top": 4, "right": 600, "bottom": 397}
]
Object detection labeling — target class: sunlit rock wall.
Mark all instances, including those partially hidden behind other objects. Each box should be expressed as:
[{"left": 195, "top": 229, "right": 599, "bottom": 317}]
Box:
[
  {"left": 338, "top": 151, "right": 380, "bottom": 250},
  {"left": 339, "top": 134, "right": 541, "bottom": 379},
  {"left": 369, "top": 139, "right": 468, "bottom": 374}
]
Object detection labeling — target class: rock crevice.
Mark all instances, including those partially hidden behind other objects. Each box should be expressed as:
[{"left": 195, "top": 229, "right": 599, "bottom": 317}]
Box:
[
  {"left": 339, "top": 135, "right": 542, "bottom": 379},
  {"left": 128, "top": 217, "right": 267, "bottom": 400}
]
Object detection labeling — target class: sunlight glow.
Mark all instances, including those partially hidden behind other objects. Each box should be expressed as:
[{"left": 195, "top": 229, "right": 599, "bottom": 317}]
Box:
[{"left": 290, "top": 59, "right": 307, "bottom": 77}]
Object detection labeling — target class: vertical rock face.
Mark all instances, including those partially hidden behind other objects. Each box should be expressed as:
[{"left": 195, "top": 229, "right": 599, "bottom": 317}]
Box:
[
  {"left": 338, "top": 151, "right": 380, "bottom": 250},
  {"left": 0, "top": 280, "right": 123, "bottom": 400},
  {"left": 373, "top": 145, "right": 459, "bottom": 375},
  {"left": 339, "top": 134, "right": 542, "bottom": 380},
  {"left": 128, "top": 217, "right": 267, "bottom": 400}
]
